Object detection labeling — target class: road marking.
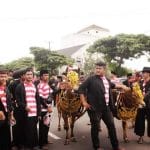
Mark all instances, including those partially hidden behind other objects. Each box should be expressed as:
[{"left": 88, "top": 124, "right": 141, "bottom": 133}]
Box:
[{"left": 48, "top": 131, "right": 61, "bottom": 139}]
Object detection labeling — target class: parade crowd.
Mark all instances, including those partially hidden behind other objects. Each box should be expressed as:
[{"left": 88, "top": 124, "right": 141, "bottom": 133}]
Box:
[{"left": 0, "top": 62, "right": 150, "bottom": 150}]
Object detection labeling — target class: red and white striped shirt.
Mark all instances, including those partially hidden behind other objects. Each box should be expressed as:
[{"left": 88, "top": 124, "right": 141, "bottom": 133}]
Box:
[
  {"left": 101, "top": 76, "right": 109, "bottom": 105},
  {"left": 38, "top": 81, "right": 52, "bottom": 111},
  {"left": 24, "top": 82, "right": 37, "bottom": 117},
  {"left": 0, "top": 86, "right": 7, "bottom": 112},
  {"left": 38, "top": 81, "right": 51, "bottom": 99},
  {"left": 143, "top": 82, "right": 146, "bottom": 96}
]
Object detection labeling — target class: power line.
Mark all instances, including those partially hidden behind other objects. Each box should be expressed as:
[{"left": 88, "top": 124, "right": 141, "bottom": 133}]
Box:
[{"left": 49, "top": 41, "right": 51, "bottom": 51}]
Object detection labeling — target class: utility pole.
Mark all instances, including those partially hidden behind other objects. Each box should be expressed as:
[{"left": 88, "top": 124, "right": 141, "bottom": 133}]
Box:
[{"left": 49, "top": 41, "right": 51, "bottom": 51}]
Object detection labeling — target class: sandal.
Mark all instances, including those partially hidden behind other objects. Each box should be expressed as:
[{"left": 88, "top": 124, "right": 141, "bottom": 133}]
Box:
[{"left": 137, "top": 137, "right": 143, "bottom": 144}]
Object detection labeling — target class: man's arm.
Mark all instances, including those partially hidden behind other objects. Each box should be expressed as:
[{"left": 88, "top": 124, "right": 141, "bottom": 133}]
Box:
[
  {"left": 110, "top": 81, "right": 129, "bottom": 91},
  {"left": 15, "top": 83, "right": 26, "bottom": 109},
  {"left": 79, "top": 77, "right": 91, "bottom": 109},
  {"left": 80, "top": 94, "right": 91, "bottom": 109}
]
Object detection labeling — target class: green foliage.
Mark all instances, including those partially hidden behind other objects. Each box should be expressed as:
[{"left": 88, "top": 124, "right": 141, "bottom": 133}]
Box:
[
  {"left": 87, "top": 34, "right": 150, "bottom": 67},
  {"left": 83, "top": 54, "right": 97, "bottom": 75},
  {"left": 4, "top": 57, "right": 34, "bottom": 70},
  {"left": 30, "top": 47, "right": 73, "bottom": 73},
  {"left": 83, "top": 53, "right": 130, "bottom": 76},
  {"left": 30, "top": 47, "right": 51, "bottom": 70},
  {"left": 0, "top": 64, "right": 5, "bottom": 70},
  {"left": 83, "top": 53, "right": 104, "bottom": 75},
  {"left": 108, "top": 62, "right": 131, "bottom": 77}
]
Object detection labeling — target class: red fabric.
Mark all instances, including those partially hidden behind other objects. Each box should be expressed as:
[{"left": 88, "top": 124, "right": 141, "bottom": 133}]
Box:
[
  {"left": 24, "top": 82, "right": 37, "bottom": 117},
  {"left": 0, "top": 86, "right": 7, "bottom": 112},
  {"left": 101, "top": 76, "right": 109, "bottom": 105},
  {"left": 38, "top": 81, "right": 51, "bottom": 111}
]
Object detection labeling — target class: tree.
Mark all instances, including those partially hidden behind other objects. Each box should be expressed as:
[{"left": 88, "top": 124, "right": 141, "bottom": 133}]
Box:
[
  {"left": 0, "top": 64, "right": 5, "bottom": 70},
  {"left": 87, "top": 34, "right": 150, "bottom": 68},
  {"left": 30, "top": 47, "right": 73, "bottom": 74},
  {"left": 83, "top": 53, "right": 130, "bottom": 77},
  {"left": 108, "top": 62, "right": 131, "bottom": 77},
  {"left": 83, "top": 53, "right": 103, "bottom": 75},
  {"left": 4, "top": 57, "right": 34, "bottom": 70}
]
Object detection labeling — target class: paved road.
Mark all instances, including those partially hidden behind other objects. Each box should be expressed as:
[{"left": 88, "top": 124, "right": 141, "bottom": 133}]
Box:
[{"left": 47, "top": 108, "right": 150, "bottom": 150}]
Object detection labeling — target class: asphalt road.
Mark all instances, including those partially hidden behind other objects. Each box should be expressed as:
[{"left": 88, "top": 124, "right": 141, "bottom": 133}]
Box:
[{"left": 47, "top": 107, "right": 150, "bottom": 150}]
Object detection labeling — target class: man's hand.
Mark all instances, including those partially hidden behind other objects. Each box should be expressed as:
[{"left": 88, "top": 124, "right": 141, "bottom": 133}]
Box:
[
  {"left": 0, "top": 111, "right": 5, "bottom": 120},
  {"left": 47, "top": 106, "right": 52, "bottom": 113},
  {"left": 82, "top": 101, "right": 91, "bottom": 110},
  {"left": 122, "top": 85, "right": 130, "bottom": 91},
  {"left": 9, "top": 113, "right": 16, "bottom": 126},
  {"left": 116, "top": 84, "right": 130, "bottom": 91},
  {"left": 25, "top": 106, "right": 31, "bottom": 112},
  {"left": 80, "top": 94, "right": 91, "bottom": 110}
]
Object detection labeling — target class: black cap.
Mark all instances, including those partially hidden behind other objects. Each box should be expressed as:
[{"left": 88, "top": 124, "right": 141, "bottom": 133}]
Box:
[
  {"left": 142, "top": 67, "right": 150, "bottom": 73},
  {"left": 40, "top": 69, "right": 49, "bottom": 76},
  {"left": 13, "top": 68, "right": 26, "bottom": 79}
]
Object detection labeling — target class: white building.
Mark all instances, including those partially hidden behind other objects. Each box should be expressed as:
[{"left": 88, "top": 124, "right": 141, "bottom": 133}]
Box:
[
  {"left": 61, "top": 24, "right": 110, "bottom": 48},
  {"left": 57, "top": 24, "right": 110, "bottom": 72}
]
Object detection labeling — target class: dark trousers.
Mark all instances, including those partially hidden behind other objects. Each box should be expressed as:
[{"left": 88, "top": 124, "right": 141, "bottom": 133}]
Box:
[
  {"left": 134, "top": 108, "right": 150, "bottom": 137},
  {"left": 87, "top": 106, "right": 119, "bottom": 149},
  {"left": 12, "top": 108, "right": 26, "bottom": 147},
  {"left": 25, "top": 116, "right": 39, "bottom": 148},
  {"left": 39, "top": 111, "right": 50, "bottom": 147},
  {"left": 0, "top": 120, "right": 11, "bottom": 150}
]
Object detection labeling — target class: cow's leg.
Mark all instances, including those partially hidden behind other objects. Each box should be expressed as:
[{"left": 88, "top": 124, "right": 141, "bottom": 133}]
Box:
[
  {"left": 62, "top": 113, "right": 70, "bottom": 145},
  {"left": 122, "top": 121, "right": 129, "bottom": 143},
  {"left": 70, "top": 116, "right": 77, "bottom": 142},
  {"left": 131, "top": 119, "right": 135, "bottom": 128},
  {"left": 58, "top": 110, "right": 61, "bottom": 131},
  {"left": 128, "top": 119, "right": 135, "bottom": 129}
]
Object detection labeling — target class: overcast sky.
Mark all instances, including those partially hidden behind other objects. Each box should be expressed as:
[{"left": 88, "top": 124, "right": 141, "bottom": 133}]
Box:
[{"left": 0, "top": 0, "right": 150, "bottom": 70}]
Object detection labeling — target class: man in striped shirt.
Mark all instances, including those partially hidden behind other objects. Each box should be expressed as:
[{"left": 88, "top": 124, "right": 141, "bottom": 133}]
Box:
[
  {"left": 0, "top": 69, "right": 14, "bottom": 150},
  {"left": 37, "top": 69, "right": 53, "bottom": 150},
  {"left": 15, "top": 68, "right": 41, "bottom": 150}
]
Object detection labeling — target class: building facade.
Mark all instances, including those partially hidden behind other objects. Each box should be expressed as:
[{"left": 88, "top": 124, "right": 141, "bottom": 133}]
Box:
[{"left": 57, "top": 24, "right": 110, "bottom": 73}]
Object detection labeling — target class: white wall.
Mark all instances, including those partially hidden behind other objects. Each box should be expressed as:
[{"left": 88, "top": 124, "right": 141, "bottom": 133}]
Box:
[{"left": 61, "top": 30, "right": 110, "bottom": 48}]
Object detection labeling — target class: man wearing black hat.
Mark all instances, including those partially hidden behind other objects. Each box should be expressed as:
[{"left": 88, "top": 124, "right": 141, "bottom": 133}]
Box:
[
  {"left": 134, "top": 67, "right": 150, "bottom": 144},
  {"left": 79, "top": 61, "right": 125, "bottom": 150},
  {"left": 8, "top": 68, "right": 26, "bottom": 150}
]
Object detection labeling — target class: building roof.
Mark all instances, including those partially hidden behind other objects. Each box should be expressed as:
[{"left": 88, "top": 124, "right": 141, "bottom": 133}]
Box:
[
  {"left": 77, "top": 24, "right": 109, "bottom": 33},
  {"left": 57, "top": 44, "right": 85, "bottom": 57}
]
